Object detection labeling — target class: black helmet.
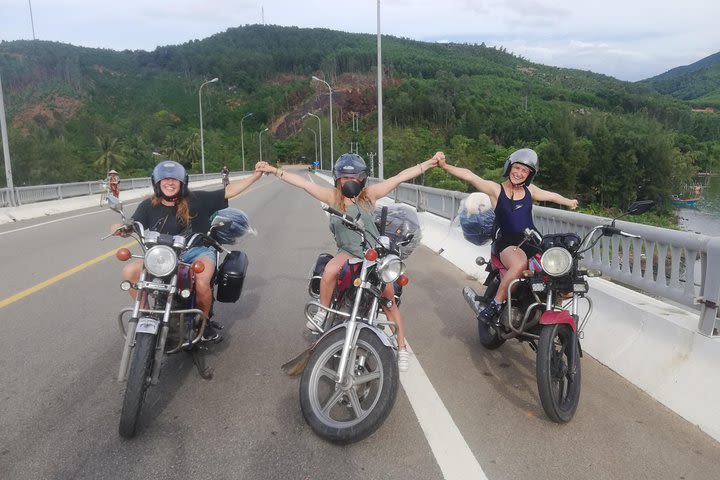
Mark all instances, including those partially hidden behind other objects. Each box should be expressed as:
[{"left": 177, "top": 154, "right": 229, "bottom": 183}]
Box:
[
  {"left": 502, "top": 148, "right": 539, "bottom": 186},
  {"left": 152, "top": 160, "right": 189, "bottom": 198}
]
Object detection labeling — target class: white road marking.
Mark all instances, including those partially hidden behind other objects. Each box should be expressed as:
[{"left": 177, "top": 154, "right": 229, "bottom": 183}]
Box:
[{"left": 401, "top": 342, "right": 489, "bottom": 480}]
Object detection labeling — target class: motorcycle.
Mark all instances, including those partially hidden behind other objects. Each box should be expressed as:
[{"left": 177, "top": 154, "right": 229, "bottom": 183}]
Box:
[
  {"left": 282, "top": 203, "right": 419, "bottom": 444},
  {"left": 222, "top": 172, "right": 230, "bottom": 187},
  {"left": 103, "top": 196, "right": 250, "bottom": 438},
  {"left": 463, "top": 200, "right": 654, "bottom": 422}
]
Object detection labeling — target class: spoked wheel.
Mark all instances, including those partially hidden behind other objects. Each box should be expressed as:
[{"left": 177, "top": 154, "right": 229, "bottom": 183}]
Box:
[
  {"left": 536, "top": 324, "right": 581, "bottom": 423},
  {"left": 299, "top": 329, "right": 398, "bottom": 444},
  {"left": 118, "top": 332, "right": 156, "bottom": 438}
]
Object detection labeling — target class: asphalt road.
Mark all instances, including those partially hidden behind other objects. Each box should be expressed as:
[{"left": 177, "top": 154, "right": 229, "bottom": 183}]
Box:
[{"left": 1, "top": 167, "right": 718, "bottom": 480}]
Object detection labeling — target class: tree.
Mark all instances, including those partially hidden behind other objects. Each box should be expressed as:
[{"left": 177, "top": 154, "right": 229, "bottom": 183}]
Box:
[{"left": 93, "top": 135, "right": 126, "bottom": 174}]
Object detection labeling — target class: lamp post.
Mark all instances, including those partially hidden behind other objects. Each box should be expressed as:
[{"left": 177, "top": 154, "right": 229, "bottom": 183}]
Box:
[
  {"left": 377, "top": 0, "right": 384, "bottom": 179},
  {"left": 311, "top": 75, "right": 333, "bottom": 170},
  {"left": 198, "top": 77, "right": 219, "bottom": 175},
  {"left": 0, "top": 73, "right": 15, "bottom": 206},
  {"left": 259, "top": 128, "right": 269, "bottom": 162},
  {"left": 240, "top": 112, "right": 254, "bottom": 172},
  {"left": 303, "top": 112, "right": 322, "bottom": 170},
  {"left": 305, "top": 127, "right": 318, "bottom": 167}
]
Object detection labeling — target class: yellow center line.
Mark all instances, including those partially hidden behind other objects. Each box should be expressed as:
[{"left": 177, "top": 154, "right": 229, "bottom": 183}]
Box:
[{"left": 0, "top": 240, "right": 136, "bottom": 310}]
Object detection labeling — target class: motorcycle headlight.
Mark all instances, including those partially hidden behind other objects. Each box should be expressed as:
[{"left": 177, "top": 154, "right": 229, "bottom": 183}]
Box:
[
  {"left": 376, "top": 254, "right": 405, "bottom": 283},
  {"left": 144, "top": 245, "right": 178, "bottom": 277},
  {"left": 540, "top": 247, "right": 573, "bottom": 277}
]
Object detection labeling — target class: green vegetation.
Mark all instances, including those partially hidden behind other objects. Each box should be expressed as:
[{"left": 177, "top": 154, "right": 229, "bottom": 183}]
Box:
[{"left": 1, "top": 24, "right": 719, "bottom": 220}]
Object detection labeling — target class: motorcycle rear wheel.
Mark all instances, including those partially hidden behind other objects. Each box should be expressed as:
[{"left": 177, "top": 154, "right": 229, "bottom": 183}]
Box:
[
  {"left": 299, "top": 328, "right": 398, "bottom": 444},
  {"left": 536, "top": 324, "right": 581, "bottom": 423},
  {"left": 118, "top": 332, "right": 156, "bottom": 438}
]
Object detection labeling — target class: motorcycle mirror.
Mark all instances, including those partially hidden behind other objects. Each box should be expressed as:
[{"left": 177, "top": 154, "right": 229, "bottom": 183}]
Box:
[{"left": 626, "top": 200, "right": 654, "bottom": 216}]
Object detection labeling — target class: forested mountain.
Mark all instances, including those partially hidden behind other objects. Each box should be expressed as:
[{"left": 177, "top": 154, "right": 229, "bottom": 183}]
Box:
[
  {"left": 642, "top": 52, "right": 720, "bottom": 106},
  {"left": 1, "top": 24, "right": 719, "bottom": 212}
]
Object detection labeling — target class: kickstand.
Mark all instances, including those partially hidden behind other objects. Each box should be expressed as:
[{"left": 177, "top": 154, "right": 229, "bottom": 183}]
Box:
[{"left": 192, "top": 348, "right": 214, "bottom": 380}]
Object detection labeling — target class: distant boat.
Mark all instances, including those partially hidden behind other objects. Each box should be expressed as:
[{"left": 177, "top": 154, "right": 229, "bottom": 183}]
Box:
[{"left": 672, "top": 196, "right": 701, "bottom": 207}]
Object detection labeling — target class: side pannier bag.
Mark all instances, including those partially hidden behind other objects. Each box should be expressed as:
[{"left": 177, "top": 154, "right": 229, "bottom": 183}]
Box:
[{"left": 216, "top": 250, "right": 249, "bottom": 303}]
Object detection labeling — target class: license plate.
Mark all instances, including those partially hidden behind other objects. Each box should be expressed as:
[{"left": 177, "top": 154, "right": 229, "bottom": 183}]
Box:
[{"left": 136, "top": 317, "right": 160, "bottom": 334}]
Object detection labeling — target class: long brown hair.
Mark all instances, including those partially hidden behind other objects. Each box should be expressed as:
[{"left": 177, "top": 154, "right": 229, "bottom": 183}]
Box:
[{"left": 151, "top": 195, "right": 191, "bottom": 226}]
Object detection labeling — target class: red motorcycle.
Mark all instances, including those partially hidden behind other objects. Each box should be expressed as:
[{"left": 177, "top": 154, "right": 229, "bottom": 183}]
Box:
[{"left": 463, "top": 200, "right": 653, "bottom": 422}]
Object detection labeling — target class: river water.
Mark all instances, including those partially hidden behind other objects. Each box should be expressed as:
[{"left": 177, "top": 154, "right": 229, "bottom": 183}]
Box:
[{"left": 675, "top": 175, "right": 720, "bottom": 237}]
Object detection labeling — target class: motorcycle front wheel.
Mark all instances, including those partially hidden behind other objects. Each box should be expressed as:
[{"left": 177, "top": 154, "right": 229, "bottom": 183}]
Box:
[
  {"left": 118, "top": 332, "right": 156, "bottom": 438},
  {"left": 536, "top": 323, "right": 581, "bottom": 423},
  {"left": 299, "top": 328, "right": 399, "bottom": 444}
]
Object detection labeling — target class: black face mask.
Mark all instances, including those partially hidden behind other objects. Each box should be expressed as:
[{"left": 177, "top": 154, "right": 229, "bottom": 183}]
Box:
[{"left": 341, "top": 180, "right": 363, "bottom": 199}]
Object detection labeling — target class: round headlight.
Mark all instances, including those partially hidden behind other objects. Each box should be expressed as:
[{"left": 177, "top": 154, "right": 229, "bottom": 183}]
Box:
[
  {"left": 540, "top": 247, "right": 573, "bottom": 277},
  {"left": 144, "top": 245, "right": 178, "bottom": 277},
  {"left": 377, "top": 254, "right": 405, "bottom": 283}
]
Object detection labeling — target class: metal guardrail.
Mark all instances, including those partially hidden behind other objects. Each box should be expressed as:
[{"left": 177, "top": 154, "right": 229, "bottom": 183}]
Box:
[
  {"left": 0, "top": 172, "right": 229, "bottom": 207},
  {"left": 376, "top": 180, "right": 720, "bottom": 337},
  {"left": 4, "top": 172, "right": 719, "bottom": 336}
]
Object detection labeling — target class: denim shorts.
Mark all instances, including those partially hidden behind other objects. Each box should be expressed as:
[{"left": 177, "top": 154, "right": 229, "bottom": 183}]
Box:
[{"left": 179, "top": 246, "right": 216, "bottom": 265}]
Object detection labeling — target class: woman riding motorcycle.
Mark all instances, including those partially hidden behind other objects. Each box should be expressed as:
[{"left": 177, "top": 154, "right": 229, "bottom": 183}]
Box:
[
  {"left": 112, "top": 160, "right": 263, "bottom": 339},
  {"left": 438, "top": 149, "right": 578, "bottom": 323}
]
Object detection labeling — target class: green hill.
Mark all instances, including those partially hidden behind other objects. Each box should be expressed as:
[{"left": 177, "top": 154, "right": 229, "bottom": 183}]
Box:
[{"left": 1, "top": 24, "right": 719, "bottom": 212}]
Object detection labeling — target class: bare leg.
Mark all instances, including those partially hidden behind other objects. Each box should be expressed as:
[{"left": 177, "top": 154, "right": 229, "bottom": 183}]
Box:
[
  {"left": 193, "top": 257, "right": 216, "bottom": 318},
  {"left": 496, "top": 246, "right": 529, "bottom": 303}
]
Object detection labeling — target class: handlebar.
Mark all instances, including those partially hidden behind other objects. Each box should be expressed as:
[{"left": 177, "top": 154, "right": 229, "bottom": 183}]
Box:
[{"left": 322, "top": 204, "right": 364, "bottom": 230}]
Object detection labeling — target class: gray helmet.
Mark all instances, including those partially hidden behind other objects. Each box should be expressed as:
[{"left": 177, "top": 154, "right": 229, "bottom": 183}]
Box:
[
  {"left": 502, "top": 148, "right": 539, "bottom": 185},
  {"left": 152, "top": 160, "right": 189, "bottom": 197},
  {"left": 333, "top": 153, "right": 368, "bottom": 184}
]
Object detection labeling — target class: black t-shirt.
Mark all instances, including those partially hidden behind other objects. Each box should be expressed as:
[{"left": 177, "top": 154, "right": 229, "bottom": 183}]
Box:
[{"left": 131, "top": 190, "right": 228, "bottom": 236}]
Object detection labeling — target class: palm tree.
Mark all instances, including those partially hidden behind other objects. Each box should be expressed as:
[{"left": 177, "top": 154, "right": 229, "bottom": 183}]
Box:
[
  {"left": 183, "top": 132, "right": 201, "bottom": 170},
  {"left": 94, "top": 135, "right": 126, "bottom": 173}
]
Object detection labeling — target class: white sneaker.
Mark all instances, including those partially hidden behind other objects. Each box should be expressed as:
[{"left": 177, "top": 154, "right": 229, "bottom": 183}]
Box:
[
  {"left": 306, "top": 310, "right": 326, "bottom": 333},
  {"left": 398, "top": 349, "right": 410, "bottom": 372}
]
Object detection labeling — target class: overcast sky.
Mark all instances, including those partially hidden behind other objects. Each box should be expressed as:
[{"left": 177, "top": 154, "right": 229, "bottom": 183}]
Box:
[{"left": 1, "top": 0, "right": 717, "bottom": 81}]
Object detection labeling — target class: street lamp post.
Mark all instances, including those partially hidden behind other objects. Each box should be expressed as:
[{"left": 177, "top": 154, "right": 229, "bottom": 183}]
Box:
[
  {"left": 303, "top": 112, "right": 322, "bottom": 170},
  {"left": 305, "top": 127, "right": 318, "bottom": 166},
  {"left": 259, "top": 128, "right": 269, "bottom": 162},
  {"left": 0, "top": 73, "right": 15, "bottom": 206},
  {"left": 198, "top": 77, "right": 219, "bottom": 175},
  {"left": 311, "top": 76, "right": 333, "bottom": 170},
  {"left": 377, "top": 0, "right": 384, "bottom": 179},
  {"left": 240, "top": 112, "right": 254, "bottom": 172}
]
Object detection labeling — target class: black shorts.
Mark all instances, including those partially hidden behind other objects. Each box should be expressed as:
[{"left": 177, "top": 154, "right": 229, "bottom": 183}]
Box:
[{"left": 493, "top": 232, "right": 541, "bottom": 259}]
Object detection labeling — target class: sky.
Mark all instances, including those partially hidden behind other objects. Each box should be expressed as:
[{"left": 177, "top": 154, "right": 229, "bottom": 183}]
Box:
[{"left": 0, "top": 0, "right": 717, "bottom": 82}]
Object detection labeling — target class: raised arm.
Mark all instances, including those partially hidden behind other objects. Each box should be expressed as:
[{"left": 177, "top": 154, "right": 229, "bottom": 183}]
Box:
[
  {"left": 365, "top": 152, "right": 442, "bottom": 201},
  {"left": 437, "top": 153, "right": 501, "bottom": 202},
  {"left": 529, "top": 184, "right": 578, "bottom": 209},
  {"left": 255, "top": 161, "right": 336, "bottom": 204},
  {"left": 225, "top": 169, "right": 264, "bottom": 199}
]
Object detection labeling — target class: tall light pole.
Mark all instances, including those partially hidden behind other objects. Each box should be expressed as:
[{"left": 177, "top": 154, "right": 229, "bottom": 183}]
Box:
[
  {"left": 377, "top": 0, "right": 384, "bottom": 179},
  {"left": 305, "top": 127, "right": 318, "bottom": 167},
  {"left": 259, "top": 128, "right": 269, "bottom": 162},
  {"left": 240, "top": 112, "right": 254, "bottom": 172},
  {"left": 0, "top": 73, "right": 15, "bottom": 205},
  {"left": 312, "top": 76, "right": 334, "bottom": 170},
  {"left": 198, "top": 77, "right": 218, "bottom": 175},
  {"left": 304, "top": 112, "right": 322, "bottom": 170}
]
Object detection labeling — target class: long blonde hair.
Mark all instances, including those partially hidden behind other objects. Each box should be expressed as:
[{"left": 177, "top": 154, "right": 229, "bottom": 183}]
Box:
[
  {"left": 333, "top": 186, "right": 373, "bottom": 213},
  {"left": 151, "top": 195, "right": 191, "bottom": 226}
]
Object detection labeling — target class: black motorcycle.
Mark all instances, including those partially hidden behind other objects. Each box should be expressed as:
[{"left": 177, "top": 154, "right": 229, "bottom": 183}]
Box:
[
  {"left": 464, "top": 200, "right": 653, "bottom": 422},
  {"left": 283, "top": 203, "right": 419, "bottom": 443},
  {"left": 104, "top": 196, "right": 249, "bottom": 438}
]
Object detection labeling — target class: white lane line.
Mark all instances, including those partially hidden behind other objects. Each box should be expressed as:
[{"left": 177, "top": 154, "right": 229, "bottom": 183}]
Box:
[{"left": 401, "top": 342, "right": 488, "bottom": 480}]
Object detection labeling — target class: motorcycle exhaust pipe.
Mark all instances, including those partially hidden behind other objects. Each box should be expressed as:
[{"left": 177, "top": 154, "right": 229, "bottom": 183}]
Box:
[{"left": 463, "top": 286, "right": 483, "bottom": 317}]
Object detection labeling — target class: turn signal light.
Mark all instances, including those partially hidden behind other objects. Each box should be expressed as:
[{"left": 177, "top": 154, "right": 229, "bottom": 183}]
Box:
[
  {"left": 365, "top": 249, "right": 378, "bottom": 261},
  {"left": 192, "top": 260, "right": 205, "bottom": 273},
  {"left": 397, "top": 274, "right": 409, "bottom": 286},
  {"left": 116, "top": 248, "right": 131, "bottom": 261}
]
